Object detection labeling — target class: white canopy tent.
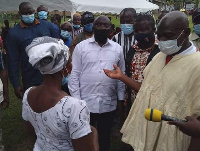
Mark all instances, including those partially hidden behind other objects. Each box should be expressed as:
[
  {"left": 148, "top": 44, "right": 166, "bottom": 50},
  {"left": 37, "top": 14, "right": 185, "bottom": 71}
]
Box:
[{"left": 0, "top": 0, "right": 159, "bottom": 14}]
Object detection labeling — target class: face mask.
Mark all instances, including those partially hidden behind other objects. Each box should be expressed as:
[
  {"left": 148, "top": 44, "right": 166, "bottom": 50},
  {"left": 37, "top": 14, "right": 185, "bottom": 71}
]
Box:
[
  {"left": 60, "top": 30, "right": 71, "bottom": 39},
  {"left": 84, "top": 23, "right": 93, "bottom": 32},
  {"left": 62, "top": 74, "right": 70, "bottom": 86},
  {"left": 94, "top": 29, "right": 110, "bottom": 44},
  {"left": 73, "top": 24, "right": 81, "bottom": 29},
  {"left": 22, "top": 14, "right": 35, "bottom": 24},
  {"left": 134, "top": 32, "right": 155, "bottom": 49},
  {"left": 120, "top": 24, "right": 133, "bottom": 35},
  {"left": 158, "top": 30, "right": 185, "bottom": 55},
  {"left": 38, "top": 11, "right": 48, "bottom": 20},
  {"left": 194, "top": 24, "right": 200, "bottom": 36}
]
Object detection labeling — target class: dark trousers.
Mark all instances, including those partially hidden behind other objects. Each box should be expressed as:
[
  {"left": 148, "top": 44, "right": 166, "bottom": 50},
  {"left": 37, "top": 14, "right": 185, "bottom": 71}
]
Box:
[{"left": 90, "top": 110, "right": 115, "bottom": 151}]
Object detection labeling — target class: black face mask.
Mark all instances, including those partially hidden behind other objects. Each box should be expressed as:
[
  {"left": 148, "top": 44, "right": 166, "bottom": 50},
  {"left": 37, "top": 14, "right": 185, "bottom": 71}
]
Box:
[
  {"left": 94, "top": 28, "right": 110, "bottom": 44},
  {"left": 135, "top": 32, "right": 155, "bottom": 49}
]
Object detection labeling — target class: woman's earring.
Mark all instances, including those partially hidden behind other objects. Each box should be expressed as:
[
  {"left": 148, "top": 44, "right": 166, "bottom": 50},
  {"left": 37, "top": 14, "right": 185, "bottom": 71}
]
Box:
[
  {"left": 61, "top": 70, "right": 65, "bottom": 78},
  {"left": 64, "top": 67, "right": 69, "bottom": 74}
]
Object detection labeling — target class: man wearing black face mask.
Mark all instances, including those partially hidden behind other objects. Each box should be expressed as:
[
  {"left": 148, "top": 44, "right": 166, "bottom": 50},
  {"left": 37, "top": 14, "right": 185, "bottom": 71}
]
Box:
[
  {"left": 125, "top": 13, "right": 160, "bottom": 115},
  {"left": 69, "top": 15, "right": 125, "bottom": 151}
]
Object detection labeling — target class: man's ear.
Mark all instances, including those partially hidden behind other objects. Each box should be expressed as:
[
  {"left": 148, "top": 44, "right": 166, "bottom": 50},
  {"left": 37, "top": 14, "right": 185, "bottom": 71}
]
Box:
[{"left": 183, "top": 27, "right": 191, "bottom": 37}]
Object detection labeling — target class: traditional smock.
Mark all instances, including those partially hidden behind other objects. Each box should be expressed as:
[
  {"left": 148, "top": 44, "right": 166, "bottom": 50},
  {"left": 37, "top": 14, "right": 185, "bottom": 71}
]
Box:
[{"left": 121, "top": 45, "right": 200, "bottom": 151}]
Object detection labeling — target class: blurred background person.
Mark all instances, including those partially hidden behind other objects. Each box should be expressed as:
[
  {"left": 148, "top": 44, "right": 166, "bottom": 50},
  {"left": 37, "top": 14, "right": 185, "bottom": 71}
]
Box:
[
  {"left": 112, "top": 8, "right": 137, "bottom": 59},
  {"left": 1, "top": 20, "right": 10, "bottom": 67},
  {"left": 37, "top": 5, "right": 48, "bottom": 20},
  {"left": 6, "top": 2, "right": 59, "bottom": 99},
  {"left": 70, "top": 11, "right": 95, "bottom": 54},
  {"left": 72, "top": 13, "right": 83, "bottom": 37},
  {"left": 51, "top": 14, "right": 62, "bottom": 34},
  {"left": 125, "top": 13, "right": 160, "bottom": 119},
  {"left": 60, "top": 22, "right": 73, "bottom": 48},
  {"left": 60, "top": 21, "right": 73, "bottom": 94},
  {"left": 156, "top": 10, "right": 169, "bottom": 24},
  {"left": 189, "top": 9, "right": 200, "bottom": 50}
]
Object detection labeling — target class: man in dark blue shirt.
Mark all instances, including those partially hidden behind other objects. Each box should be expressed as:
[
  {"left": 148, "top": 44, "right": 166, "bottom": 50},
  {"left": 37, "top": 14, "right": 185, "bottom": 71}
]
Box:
[{"left": 6, "top": 2, "right": 59, "bottom": 99}]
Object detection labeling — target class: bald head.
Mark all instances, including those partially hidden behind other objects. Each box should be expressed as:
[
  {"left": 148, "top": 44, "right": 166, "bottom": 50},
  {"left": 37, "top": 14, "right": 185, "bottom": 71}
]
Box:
[
  {"left": 94, "top": 15, "right": 111, "bottom": 27},
  {"left": 157, "top": 11, "right": 191, "bottom": 53},
  {"left": 159, "top": 11, "right": 189, "bottom": 30}
]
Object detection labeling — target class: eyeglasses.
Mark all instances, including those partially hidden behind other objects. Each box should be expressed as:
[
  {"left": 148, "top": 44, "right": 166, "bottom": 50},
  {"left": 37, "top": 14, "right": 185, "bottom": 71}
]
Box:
[{"left": 95, "top": 23, "right": 111, "bottom": 29}]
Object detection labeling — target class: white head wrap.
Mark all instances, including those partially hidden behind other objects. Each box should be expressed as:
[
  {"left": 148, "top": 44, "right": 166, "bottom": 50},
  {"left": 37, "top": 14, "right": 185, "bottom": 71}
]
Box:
[{"left": 26, "top": 36, "right": 70, "bottom": 74}]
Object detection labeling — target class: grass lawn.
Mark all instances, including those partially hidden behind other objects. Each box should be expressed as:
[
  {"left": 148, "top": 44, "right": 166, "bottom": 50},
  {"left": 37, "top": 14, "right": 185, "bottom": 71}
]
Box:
[{"left": 0, "top": 13, "right": 194, "bottom": 151}]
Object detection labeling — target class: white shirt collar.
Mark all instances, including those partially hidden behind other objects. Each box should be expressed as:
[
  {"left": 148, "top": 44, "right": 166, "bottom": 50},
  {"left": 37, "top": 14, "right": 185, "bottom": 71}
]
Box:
[{"left": 179, "top": 42, "right": 197, "bottom": 55}]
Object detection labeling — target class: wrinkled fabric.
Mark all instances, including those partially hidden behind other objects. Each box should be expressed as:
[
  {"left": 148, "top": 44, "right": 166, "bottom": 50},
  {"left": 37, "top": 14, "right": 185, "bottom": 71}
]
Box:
[
  {"left": 121, "top": 51, "right": 200, "bottom": 151},
  {"left": 22, "top": 87, "right": 91, "bottom": 151},
  {"left": 26, "top": 36, "right": 69, "bottom": 74}
]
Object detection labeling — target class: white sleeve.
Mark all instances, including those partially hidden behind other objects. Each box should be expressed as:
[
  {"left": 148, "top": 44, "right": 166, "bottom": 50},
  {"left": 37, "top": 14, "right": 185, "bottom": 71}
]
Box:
[
  {"left": 68, "top": 44, "right": 82, "bottom": 99},
  {"left": 65, "top": 98, "right": 91, "bottom": 139},
  {"left": 117, "top": 47, "right": 125, "bottom": 100},
  {"left": 22, "top": 88, "right": 31, "bottom": 121}
]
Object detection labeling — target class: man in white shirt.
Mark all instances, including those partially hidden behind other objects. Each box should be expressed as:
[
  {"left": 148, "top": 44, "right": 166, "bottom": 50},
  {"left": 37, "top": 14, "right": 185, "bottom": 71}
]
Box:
[{"left": 69, "top": 15, "right": 125, "bottom": 151}]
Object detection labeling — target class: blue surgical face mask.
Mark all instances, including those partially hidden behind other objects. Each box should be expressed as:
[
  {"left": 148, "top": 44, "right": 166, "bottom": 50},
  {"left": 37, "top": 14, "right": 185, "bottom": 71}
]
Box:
[
  {"left": 38, "top": 11, "right": 48, "bottom": 20},
  {"left": 84, "top": 23, "right": 93, "bottom": 32},
  {"left": 194, "top": 24, "right": 200, "bottom": 36},
  {"left": 60, "top": 30, "right": 71, "bottom": 39},
  {"left": 120, "top": 24, "right": 134, "bottom": 35},
  {"left": 22, "top": 14, "right": 35, "bottom": 24},
  {"left": 62, "top": 74, "right": 70, "bottom": 86},
  {"left": 73, "top": 24, "right": 81, "bottom": 29}
]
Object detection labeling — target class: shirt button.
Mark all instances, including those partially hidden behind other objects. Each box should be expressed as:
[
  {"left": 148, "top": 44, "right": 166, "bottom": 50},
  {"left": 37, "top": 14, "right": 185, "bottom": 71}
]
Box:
[
  {"left": 99, "top": 71, "right": 101, "bottom": 73},
  {"left": 100, "top": 60, "right": 102, "bottom": 62}
]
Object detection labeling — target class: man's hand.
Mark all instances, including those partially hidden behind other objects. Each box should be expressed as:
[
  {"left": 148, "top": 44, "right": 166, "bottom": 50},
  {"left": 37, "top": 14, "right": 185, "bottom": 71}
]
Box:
[
  {"left": 14, "top": 86, "right": 24, "bottom": 99},
  {"left": 103, "top": 64, "right": 123, "bottom": 80},
  {"left": 168, "top": 116, "right": 200, "bottom": 138}
]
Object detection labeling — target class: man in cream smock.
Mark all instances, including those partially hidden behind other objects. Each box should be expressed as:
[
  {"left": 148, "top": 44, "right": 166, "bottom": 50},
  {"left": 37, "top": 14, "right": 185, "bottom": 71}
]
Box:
[{"left": 121, "top": 11, "right": 200, "bottom": 151}]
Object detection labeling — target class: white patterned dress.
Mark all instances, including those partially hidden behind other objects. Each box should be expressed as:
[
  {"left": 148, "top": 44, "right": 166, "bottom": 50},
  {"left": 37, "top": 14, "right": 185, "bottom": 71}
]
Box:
[{"left": 22, "top": 87, "right": 91, "bottom": 151}]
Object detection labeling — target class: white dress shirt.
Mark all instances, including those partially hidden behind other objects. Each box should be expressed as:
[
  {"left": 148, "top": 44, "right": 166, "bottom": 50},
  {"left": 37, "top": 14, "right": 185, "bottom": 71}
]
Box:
[{"left": 69, "top": 36, "right": 125, "bottom": 113}]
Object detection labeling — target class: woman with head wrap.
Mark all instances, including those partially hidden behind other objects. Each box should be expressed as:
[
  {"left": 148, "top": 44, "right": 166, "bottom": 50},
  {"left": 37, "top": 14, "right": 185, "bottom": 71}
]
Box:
[{"left": 23, "top": 36, "right": 98, "bottom": 151}]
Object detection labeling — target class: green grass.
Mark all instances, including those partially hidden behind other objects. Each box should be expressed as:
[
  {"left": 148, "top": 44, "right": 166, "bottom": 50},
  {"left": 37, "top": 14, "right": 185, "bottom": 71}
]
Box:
[{"left": 1, "top": 82, "right": 33, "bottom": 151}]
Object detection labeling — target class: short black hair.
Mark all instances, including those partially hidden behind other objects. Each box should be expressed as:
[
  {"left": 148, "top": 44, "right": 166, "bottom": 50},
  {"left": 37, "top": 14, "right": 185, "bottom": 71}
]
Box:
[
  {"left": 135, "top": 13, "right": 155, "bottom": 29},
  {"left": 37, "top": 5, "right": 48, "bottom": 12},
  {"left": 19, "top": 2, "right": 32, "bottom": 11},
  {"left": 81, "top": 11, "right": 94, "bottom": 25},
  {"left": 120, "top": 8, "right": 137, "bottom": 17},
  {"left": 51, "top": 14, "right": 61, "bottom": 25}
]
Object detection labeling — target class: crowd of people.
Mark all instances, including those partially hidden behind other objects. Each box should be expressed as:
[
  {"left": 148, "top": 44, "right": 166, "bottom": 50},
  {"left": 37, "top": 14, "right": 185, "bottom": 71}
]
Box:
[{"left": 0, "top": 1, "right": 200, "bottom": 151}]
